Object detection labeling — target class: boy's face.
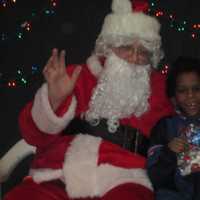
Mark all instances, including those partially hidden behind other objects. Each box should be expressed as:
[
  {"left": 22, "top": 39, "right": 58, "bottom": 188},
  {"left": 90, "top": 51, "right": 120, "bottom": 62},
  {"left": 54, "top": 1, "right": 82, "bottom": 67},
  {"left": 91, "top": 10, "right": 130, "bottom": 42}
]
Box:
[{"left": 175, "top": 71, "right": 200, "bottom": 117}]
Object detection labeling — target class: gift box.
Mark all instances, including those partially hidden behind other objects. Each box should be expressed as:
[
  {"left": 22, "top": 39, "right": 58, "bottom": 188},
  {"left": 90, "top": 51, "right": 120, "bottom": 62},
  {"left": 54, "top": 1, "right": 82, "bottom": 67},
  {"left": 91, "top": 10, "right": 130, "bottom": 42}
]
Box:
[{"left": 177, "top": 123, "right": 200, "bottom": 176}]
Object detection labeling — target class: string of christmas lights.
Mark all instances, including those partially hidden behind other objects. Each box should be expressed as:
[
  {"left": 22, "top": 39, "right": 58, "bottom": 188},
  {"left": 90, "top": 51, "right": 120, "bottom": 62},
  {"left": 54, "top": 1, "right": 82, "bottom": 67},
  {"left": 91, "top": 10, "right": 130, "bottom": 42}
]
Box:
[
  {"left": 1, "top": 0, "right": 199, "bottom": 88},
  {"left": 0, "top": 0, "right": 58, "bottom": 88},
  {"left": 0, "top": 0, "right": 16, "bottom": 8},
  {"left": 1, "top": 0, "right": 57, "bottom": 43},
  {"left": 0, "top": 66, "right": 40, "bottom": 88},
  {"left": 148, "top": 0, "right": 200, "bottom": 74},
  {"left": 149, "top": 0, "right": 200, "bottom": 40}
]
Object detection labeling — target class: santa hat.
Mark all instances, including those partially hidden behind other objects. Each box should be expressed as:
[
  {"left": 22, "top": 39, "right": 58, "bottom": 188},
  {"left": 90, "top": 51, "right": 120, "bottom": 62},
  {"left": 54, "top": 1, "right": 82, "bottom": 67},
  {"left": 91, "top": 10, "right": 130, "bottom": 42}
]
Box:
[{"left": 94, "top": 0, "right": 163, "bottom": 68}]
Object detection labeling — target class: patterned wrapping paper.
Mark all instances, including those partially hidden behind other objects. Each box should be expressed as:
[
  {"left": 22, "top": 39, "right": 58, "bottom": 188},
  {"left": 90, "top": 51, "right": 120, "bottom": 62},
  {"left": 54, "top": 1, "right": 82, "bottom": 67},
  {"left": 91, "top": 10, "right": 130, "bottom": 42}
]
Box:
[{"left": 177, "top": 123, "right": 200, "bottom": 176}]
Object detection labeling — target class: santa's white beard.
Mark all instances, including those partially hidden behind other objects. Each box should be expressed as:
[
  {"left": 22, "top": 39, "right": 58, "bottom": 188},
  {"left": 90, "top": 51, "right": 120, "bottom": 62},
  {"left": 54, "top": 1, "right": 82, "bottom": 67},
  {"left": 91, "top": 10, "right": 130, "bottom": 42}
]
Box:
[{"left": 85, "top": 52, "right": 151, "bottom": 131}]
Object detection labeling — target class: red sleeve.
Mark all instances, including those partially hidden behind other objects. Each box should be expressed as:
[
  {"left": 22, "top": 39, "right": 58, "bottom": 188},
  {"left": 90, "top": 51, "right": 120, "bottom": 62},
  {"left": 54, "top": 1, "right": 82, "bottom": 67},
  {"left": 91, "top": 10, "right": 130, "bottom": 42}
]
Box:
[{"left": 19, "top": 102, "right": 61, "bottom": 148}]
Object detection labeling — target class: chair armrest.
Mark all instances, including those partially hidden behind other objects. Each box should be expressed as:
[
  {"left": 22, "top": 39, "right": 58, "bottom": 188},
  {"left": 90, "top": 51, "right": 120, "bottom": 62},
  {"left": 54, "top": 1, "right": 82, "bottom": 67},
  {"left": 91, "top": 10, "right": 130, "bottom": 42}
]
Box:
[{"left": 0, "top": 139, "right": 36, "bottom": 183}]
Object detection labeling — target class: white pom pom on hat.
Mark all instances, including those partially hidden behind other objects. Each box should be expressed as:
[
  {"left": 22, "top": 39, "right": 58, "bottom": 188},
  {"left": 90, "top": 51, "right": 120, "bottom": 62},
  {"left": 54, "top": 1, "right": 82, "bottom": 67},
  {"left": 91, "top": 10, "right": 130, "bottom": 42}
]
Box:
[{"left": 111, "top": 0, "right": 132, "bottom": 14}]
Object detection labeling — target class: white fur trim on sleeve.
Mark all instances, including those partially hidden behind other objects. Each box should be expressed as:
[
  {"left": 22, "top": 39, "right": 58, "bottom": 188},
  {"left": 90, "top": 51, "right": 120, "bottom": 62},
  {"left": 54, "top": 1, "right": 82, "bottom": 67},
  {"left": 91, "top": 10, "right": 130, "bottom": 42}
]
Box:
[
  {"left": 86, "top": 55, "right": 103, "bottom": 77},
  {"left": 63, "top": 134, "right": 153, "bottom": 198},
  {"left": 31, "top": 83, "right": 77, "bottom": 134},
  {"left": 0, "top": 139, "right": 35, "bottom": 182}
]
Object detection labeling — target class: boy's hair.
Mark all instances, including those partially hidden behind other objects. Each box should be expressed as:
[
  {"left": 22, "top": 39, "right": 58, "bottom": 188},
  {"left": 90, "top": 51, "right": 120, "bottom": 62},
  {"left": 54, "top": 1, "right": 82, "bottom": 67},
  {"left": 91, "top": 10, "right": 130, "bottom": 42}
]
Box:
[{"left": 166, "top": 56, "right": 200, "bottom": 98}]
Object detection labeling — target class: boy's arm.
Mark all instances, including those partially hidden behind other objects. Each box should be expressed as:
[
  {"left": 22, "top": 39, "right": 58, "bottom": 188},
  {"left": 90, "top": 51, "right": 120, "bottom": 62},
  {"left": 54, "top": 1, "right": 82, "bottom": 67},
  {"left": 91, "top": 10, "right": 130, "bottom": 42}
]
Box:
[{"left": 147, "top": 118, "right": 177, "bottom": 190}]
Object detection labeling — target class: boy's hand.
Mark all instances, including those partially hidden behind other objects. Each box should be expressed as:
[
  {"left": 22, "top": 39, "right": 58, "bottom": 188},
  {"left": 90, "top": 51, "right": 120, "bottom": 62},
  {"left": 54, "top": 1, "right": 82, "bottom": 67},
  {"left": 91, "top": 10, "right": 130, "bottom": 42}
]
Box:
[{"left": 168, "top": 137, "right": 189, "bottom": 153}]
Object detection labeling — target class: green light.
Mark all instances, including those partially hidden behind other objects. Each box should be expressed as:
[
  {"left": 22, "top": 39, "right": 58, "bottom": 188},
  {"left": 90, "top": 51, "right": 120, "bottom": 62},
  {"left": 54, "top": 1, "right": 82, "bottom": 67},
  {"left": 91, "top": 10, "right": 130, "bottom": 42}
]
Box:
[
  {"left": 21, "top": 78, "right": 27, "bottom": 84},
  {"left": 45, "top": 10, "right": 50, "bottom": 14}
]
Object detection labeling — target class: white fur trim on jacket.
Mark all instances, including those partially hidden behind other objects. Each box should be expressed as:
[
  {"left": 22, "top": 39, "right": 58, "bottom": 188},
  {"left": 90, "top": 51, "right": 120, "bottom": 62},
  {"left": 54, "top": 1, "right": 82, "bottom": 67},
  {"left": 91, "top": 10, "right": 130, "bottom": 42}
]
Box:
[
  {"left": 87, "top": 55, "right": 103, "bottom": 77},
  {"left": 63, "top": 134, "right": 153, "bottom": 198},
  {"left": 31, "top": 83, "right": 77, "bottom": 134},
  {"left": 0, "top": 139, "right": 35, "bottom": 182},
  {"left": 29, "top": 168, "right": 63, "bottom": 183}
]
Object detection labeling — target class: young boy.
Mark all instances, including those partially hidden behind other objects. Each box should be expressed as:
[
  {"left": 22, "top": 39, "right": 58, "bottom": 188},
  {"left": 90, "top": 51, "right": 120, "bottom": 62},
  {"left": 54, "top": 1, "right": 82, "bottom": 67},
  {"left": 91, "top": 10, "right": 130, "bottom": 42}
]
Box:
[{"left": 147, "top": 57, "right": 200, "bottom": 200}]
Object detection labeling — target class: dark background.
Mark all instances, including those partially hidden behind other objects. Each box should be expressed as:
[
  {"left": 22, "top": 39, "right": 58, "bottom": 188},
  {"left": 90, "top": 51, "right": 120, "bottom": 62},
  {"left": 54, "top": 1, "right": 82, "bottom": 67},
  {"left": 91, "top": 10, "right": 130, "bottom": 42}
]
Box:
[{"left": 1, "top": 0, "right": 200, "bottom": 195}]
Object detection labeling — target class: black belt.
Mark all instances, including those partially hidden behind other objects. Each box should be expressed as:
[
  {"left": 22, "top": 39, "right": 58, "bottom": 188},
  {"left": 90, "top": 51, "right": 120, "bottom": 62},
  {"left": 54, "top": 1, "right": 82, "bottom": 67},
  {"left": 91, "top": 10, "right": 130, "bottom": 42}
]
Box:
[{"left": 63, "top": 118, "right": 149, "bottom": 157}]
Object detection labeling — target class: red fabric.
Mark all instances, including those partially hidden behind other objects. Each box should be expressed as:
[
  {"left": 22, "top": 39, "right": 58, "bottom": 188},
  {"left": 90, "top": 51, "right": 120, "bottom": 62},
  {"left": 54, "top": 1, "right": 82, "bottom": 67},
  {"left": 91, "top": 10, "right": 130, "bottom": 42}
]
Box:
[
  {"left": 4, "top": 178, "right": 68, "bottom": 200},
  {"left": 131, "top": 0, "right": 149, "bottom": 13},
  {"left": 4, "top": 178, "right": 153, "bottom": 200},
  {"left": 102, "top": 183, "right": 154, "bottom": 200},
  {"left": 19, "top": 103, "right": 74, "bottom": 169},
  {"left": 98, "top": 141, "right": 146, "bottom": 168},
  {"left": 31, "top": 136, "right": 74, "bottom": 169},
  {"left": 18, "top": 102, "right": 63, "bottom": 148}
]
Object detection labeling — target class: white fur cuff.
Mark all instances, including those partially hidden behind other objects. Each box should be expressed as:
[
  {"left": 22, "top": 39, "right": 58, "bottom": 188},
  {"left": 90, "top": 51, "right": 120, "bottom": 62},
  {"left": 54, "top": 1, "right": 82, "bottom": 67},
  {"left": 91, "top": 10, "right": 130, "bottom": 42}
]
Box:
[
  {"left": 31, "top": 83, "right": 77, "bottom": 134},
  {"left": 87, "top": 55, "right": 103, "bottom": 77}
]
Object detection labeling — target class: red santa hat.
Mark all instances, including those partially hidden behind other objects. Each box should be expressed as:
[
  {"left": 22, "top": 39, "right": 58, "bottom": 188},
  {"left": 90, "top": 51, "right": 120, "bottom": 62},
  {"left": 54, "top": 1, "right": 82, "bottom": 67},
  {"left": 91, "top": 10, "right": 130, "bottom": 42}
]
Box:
[{"left": 94, "top": 0, "right": 163, "bottom": 68}]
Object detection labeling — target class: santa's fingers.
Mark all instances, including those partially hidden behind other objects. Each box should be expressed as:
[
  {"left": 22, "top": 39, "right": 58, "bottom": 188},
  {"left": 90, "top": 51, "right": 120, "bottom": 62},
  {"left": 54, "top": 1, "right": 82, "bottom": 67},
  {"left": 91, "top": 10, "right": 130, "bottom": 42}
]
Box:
[
  {"left": 43, "top": 66, "right": 56, "bottom": 82},
  {"left": 71, "top": 65, "right": 82, "bottom": 85},
  {"left": 43, "top": 48, "right": 59, "bottom": 73},
  {"left": 51, "top": 48, "right": 59, "bottom": 70},
  {"left": 58, "top": 50, "right": 67, "bottom": 73},
  {"left": 43, "top": 56, "right": 53, "bottom": 74}
]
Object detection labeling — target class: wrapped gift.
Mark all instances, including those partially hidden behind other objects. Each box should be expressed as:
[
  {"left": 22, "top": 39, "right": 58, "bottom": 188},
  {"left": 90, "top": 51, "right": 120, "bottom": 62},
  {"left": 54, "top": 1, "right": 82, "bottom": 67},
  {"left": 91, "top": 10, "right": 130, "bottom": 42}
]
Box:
[{"left": 177, "top": 123, "right": 200, "bottom": 176}]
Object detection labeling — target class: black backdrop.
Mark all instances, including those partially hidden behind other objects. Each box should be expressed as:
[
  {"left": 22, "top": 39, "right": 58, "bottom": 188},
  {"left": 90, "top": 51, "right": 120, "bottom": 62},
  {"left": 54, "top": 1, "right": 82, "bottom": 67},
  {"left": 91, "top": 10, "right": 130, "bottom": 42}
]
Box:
[{"left": 1, "top": 0, "right": 200, "bottom": 194}]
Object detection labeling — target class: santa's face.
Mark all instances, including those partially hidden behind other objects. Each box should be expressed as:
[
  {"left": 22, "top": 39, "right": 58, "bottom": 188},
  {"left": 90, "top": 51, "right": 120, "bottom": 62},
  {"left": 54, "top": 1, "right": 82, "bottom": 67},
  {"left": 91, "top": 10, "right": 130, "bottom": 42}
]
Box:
[
  {"left": 112, "top": 41, "right": 151, "bottom": 66},
  {"left": 86, "top": 52, "right": 151, "bottom": 126}
]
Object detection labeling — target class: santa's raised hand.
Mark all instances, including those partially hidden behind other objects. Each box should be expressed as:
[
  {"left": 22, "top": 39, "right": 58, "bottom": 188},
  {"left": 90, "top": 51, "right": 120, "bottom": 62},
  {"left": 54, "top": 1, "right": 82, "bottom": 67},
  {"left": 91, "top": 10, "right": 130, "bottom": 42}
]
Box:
[{"left": 43, "top": 48, "right": 82, "bottom": 111}]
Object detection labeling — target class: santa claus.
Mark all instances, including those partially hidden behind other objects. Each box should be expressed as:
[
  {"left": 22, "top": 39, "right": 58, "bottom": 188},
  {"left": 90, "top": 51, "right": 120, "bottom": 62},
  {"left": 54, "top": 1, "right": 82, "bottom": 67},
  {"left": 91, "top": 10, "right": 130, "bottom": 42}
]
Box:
[{"left": 2, "top": 0, "right": 174, "bottom": 199}]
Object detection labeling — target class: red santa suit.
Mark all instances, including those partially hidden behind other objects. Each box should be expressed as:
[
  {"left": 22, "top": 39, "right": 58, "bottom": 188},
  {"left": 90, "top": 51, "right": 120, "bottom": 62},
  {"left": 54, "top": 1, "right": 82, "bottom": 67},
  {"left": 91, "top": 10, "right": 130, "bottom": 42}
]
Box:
[
  {"left": 3, "top": 55, "right": 174, "bottom": 200},
  {"left": 4, "top": 0, "right": 174, "bottom": 198}
]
